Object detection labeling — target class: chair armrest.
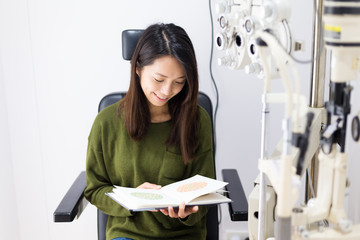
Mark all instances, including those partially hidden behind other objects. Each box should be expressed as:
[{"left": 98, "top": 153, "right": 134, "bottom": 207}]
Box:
[
  {"left": 53, "top": 171, "right": 88, "bottom": 222},
  {"left": 222, "top": 169, "right": 248, "bottom": 221}
]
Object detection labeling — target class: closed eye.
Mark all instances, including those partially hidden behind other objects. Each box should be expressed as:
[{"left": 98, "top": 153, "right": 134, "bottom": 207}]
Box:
[
  {"left": 154, "top": 78, "right": 164, "bottom": 83},
  {"left": 175, "top": 81, "right": 185, "bottom": 85}
]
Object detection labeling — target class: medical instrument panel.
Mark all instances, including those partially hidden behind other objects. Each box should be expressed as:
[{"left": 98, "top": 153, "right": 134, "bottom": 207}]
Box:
[{"left": 213, "top": 0, "right": 360, "bottom": 239}]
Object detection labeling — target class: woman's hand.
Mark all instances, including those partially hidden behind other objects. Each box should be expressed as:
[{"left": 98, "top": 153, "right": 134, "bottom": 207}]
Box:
[
  {"left": 160, "top": 202, "right": 199, "bottom": 219},
  {"left": 136, "top": 182, "right": 162, "bottom": 190},
  {"left": 136, "top": 182, "right": 162, "bottom": 212}
]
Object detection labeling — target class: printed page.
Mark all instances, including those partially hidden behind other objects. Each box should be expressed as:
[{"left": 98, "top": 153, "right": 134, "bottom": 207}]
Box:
[
  {"left": 161, "top": 175, "right": 228, "bottom": 203},
  {"left": 111, "top": 186, "right": 180, "bottom": 210}
]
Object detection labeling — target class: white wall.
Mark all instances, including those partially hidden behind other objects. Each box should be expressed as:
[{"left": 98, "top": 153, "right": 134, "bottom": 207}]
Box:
[
  {"left": 0, "top": 50, "right": 20, "bottom": 240},
  {"left": 1, "top": 0, "right": 359, "bottom": 239}
]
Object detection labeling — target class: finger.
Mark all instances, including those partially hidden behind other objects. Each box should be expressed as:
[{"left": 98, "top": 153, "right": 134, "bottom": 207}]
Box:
[
  {"left": 168, "top": 206, "right": 177, "bottom": 218},
  {"left": 137, "top": 182, "right": 162, "bottom": 189},
  {"left": 188, "top": 205, "right": 199, "bottom": 214},
  {"left": 142, "top": 182, "right": 161, "bottom": 189},
  {"left": 177, "top": 202, "right": 187, "bottom": 219},
  {"left": 160, "top": 208, "right": 169, "bottom": 216},
  {"left": 136, "top": 182, "right": 148, "bottom": 189}
]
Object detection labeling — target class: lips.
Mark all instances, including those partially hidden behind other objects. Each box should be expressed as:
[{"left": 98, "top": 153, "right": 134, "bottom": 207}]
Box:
[{"left": 154, "top": 92, "right": 169, "bottom": 102}]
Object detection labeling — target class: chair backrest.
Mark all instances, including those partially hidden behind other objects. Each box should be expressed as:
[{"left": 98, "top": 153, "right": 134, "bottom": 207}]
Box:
[{"left": 97, "top": 91, "right": 218, "bottom": 240}]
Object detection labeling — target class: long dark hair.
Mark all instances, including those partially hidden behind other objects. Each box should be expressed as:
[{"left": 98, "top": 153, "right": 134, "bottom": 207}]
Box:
[{"left": 119, "top": 23, "right": 199, "bottom": 164}]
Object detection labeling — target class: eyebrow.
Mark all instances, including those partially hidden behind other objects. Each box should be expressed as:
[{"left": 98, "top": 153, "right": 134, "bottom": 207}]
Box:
[{"left": 154, "top": 72, "right": 186, "bottom": 80}]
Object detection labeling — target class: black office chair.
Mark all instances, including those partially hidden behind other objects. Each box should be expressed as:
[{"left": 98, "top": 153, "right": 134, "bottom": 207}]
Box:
[{"left": 53, "top": 29, "right": 248, "bottom": 240}]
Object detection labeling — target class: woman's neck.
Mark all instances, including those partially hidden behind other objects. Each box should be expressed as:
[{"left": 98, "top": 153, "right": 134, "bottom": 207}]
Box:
[{"left": 149, "top": 104, "right": 171, "bottom": 123}]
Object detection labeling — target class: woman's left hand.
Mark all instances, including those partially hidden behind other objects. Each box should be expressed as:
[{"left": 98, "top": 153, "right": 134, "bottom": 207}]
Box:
[{"left": 159, "top": 202, "right": 198, "bottom": 219}]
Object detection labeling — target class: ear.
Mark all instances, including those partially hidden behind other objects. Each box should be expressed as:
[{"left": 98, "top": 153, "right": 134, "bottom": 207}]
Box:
[{"left": 136, "top": 67, "right": 140, "bottom": 77}]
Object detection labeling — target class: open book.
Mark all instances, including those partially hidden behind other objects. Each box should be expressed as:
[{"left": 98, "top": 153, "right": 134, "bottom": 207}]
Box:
[{"left": 106, "top": 175, "right": 232, "bottom": 211}]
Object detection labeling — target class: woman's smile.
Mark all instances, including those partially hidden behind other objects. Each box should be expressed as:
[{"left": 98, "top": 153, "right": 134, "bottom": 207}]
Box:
[{"left": 153, "top": 92, "right": 169, "bottom": 102}]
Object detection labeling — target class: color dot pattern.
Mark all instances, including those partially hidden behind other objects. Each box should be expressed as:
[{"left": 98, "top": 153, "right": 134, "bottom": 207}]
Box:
[
  {"left": 176, "top": 181, "right": 208, "bottom": 192},
  {"left": 131, "top": 192, "right": 163, "bottom": 200}
]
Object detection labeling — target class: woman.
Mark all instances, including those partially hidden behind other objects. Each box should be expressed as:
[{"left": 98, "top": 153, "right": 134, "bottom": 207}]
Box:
[{"left": 84, "top": 23, "right": 214, "bottom": 240}]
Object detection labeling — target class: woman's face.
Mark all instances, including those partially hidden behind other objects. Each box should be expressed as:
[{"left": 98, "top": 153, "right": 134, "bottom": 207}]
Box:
[{"left": 137, "top": 55, "right": 186, "bottom": 112}]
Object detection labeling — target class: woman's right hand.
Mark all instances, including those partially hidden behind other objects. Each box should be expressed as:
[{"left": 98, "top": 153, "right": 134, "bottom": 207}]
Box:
[
  {"left": 136, "top": 182, "right": 162, "bottom": 212},
  {"left": 136, "top": 182, "right": 162, "bottom": 190}
]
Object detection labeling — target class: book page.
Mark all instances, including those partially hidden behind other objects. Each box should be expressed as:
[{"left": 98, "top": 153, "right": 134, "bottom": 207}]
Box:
[
  {"left": 111, "top": 186, "right": 180, "bottom": 210},
  {"left": 161, "top": 175, "right": 228, "bottom": 203},
  {"left": 188, "top": 192, "right": 232, "bottom": 206}
]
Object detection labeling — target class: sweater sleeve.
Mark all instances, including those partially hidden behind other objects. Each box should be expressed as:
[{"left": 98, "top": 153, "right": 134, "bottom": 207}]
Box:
[{"left": 84, "top": 116, "right": 133, "bottom": 217}]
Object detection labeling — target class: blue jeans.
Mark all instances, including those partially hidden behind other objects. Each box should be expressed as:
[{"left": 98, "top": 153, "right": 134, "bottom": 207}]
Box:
[{"left": 112, "top": 238, "right": 133, "bottom": 240}]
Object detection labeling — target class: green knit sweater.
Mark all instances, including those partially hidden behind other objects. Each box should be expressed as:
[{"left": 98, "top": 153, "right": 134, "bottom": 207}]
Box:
[{"left": 84, "top": 101, "right": 214, "bottom": 240}]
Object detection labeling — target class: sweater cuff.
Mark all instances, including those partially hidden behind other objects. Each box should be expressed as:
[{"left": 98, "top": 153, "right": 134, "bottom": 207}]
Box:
[{"left": 178, "top": 206, "right": 208, "bottom": 226}]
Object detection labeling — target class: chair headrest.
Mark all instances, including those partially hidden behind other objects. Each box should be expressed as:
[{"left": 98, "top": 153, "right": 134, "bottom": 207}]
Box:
[{"left": 121, "top": 29, "right": 144, "bottom": 60}]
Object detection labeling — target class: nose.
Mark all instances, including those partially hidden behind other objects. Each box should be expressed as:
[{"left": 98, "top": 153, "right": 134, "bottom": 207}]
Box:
[{"left": 160, "top": 82, "right": 172, "bottom": 96}]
